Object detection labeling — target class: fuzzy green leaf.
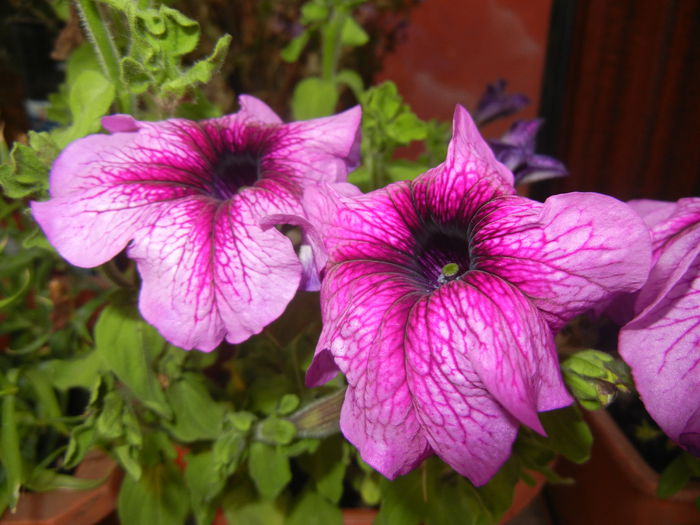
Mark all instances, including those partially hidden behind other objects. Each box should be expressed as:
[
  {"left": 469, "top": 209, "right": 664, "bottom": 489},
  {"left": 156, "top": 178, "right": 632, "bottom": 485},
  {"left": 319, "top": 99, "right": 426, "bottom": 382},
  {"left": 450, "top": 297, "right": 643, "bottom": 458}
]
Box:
[
  {"left": 120, "top": 57, "right": 153, "bottom": 94},
  {"left": 161, "top": 34, "right": 231, "bottom": 96}
]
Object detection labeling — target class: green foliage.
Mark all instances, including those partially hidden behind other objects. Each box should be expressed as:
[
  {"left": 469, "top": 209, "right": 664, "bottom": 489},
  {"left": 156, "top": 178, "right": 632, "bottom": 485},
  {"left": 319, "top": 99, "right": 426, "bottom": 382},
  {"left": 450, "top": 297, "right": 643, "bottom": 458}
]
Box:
[
  {"left": 118, "top": 462, "right": 189, "bottom": 525},
  {"left": 284, "top": 0, "right": 370, "bottom": 120},
  {"left": 657, "top": 452, "right": 700, "bottom": 499}
]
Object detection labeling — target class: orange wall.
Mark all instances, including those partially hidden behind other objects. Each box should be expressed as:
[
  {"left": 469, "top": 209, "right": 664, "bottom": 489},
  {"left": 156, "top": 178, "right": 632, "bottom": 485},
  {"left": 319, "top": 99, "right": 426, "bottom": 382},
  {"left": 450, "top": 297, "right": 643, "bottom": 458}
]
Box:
[{"left": 377, "top": 0, "right": 553, "bottom": 137}]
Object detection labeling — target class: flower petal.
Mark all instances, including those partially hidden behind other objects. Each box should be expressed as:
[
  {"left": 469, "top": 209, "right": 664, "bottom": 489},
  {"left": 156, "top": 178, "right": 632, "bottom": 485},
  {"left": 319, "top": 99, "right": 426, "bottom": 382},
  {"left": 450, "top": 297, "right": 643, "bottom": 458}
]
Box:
[
  {"left": 310, "top": 260, "right": 431, "bottom": 477},
  {"left": 130, "top": 189, "right": 302, "bottom": 351},
  {"left": 447, "top": 105, "right": 515, "bottom": 188},
  {"left": 237, "top": 95, "right": 283, "bottom": 124},
  {"left": 475, "top": 193, "right": 652, "bottom": 331},
  {"left": 619, "top": 254, "right": 700, "bottom": 451},
  {"left": 284, "top": 106, "right": 362, "bottom": 181},
  {"left": 404, "top": 274, "right": 571, "bottom": 484}
]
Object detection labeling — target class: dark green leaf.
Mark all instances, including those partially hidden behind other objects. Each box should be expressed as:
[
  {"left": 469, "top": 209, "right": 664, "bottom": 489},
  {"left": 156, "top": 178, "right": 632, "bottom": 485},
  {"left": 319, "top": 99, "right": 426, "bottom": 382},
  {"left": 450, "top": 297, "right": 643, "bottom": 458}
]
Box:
[
  {"left": 657, "top": 454, "right": 693, "bottom": 498},
  {"left": 185, "top": 451, "right": 226, "bottom": 525},
  {"left": 539, "top": 405, "right": 592, "bottom": 464},
  {"left": 118, "top": 463, "right": 189, "bottom": 525},
  {"left": 288, "top": 490, "right": 342, "bottom": 525},
  {"left": 375, "top": 469, "right": 427, "bottom": 525}
]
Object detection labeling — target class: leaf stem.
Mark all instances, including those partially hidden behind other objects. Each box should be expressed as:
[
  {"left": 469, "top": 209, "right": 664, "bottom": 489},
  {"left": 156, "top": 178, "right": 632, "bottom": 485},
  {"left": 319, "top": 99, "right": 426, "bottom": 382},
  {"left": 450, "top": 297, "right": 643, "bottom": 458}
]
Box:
[{"left": 75, "top": 0, "right": 132, "bottom": 113}]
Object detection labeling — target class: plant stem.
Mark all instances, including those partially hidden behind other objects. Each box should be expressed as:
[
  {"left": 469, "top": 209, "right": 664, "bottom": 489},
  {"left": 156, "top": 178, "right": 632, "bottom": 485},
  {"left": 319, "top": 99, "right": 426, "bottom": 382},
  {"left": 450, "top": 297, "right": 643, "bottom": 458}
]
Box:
[{"left": 75, "top": 0, "right": 132, "bottom": 113}]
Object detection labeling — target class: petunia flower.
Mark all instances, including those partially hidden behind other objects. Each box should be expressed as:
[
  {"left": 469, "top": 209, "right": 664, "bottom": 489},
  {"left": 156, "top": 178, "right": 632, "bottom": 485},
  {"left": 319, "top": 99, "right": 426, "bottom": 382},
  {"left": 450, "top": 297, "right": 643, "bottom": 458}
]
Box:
[
  {"left": 488, "top": 118, "right": 568, "bottom": 185},
  {"left": 31, "top": 96, "right": 361, "bottom": 351},
  {"left": 303, "top": 105, "right": 652, "bottom": 485},
  {"left": 618, "top": 198, "right": 700, "bottom": 456},
  {"left": 473, "top": 78, "right": 529, "bottom": 127}
]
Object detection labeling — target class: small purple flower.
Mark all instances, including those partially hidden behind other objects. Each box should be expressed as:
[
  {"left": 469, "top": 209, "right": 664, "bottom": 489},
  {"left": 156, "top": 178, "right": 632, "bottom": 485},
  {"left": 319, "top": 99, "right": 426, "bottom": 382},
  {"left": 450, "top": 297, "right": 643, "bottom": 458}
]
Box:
[
  {"left": 473, "top": 78, "right": 529, "bottom": 126},
  {"left": 303, "top": 106, "right": 652, "bottom": 485},
  {"left": 618, "top": 198, "right": 700, "bottom": 456},
  {"left": 488, "top": 119, "right": 568, "bottom": 185},
  {"left": 31, "top": 96, "right": 361, "bottom": 351}
]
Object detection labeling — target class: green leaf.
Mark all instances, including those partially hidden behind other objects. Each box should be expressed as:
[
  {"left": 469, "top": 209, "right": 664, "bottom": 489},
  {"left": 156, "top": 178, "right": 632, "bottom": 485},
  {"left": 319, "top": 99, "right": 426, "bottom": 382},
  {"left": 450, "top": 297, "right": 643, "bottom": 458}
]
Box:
[
  {"left": 291, "top": 77, "right": 339, "bottom": 120},
  {"left": 120, "top": 57, "right": 153, "bottom": 94},
  {"left": 288, "top": 490, "right": 342, "bottom": 525},
  {"left": 386, "top": 112, "right": 427, "bottom": 144},
  {"left": 64, "top": 417, "right": 97, "bottom": 469},
  {"left": 476, "top": 458, "right": 519, "bottom": 522},
  {"left": 185, "top": 451, "right": 226, "bottom": 525},
  {"left": 281, "top": 31, "right": 310, "bottom": 63},
  {"left": 54, "top": 70, "right": 115, "bottom": 148},
  {"left": 160, "top": 6, "right": 200, "bottom": 56},
  {"left": 25, "top": 468, "right": 107, "bottom": 492},
  {"left": 164, "top": 373, "right": 226, "bottom": 442},
  {"left": 301, "top": 1, "right": 329, "bottom": 24},
  {"left": 277, "top": 394, "right": 300, "bottom": 415},
  {"left": 96, "top": 391, "right": 126, "bottom": 440},
  {"left": 212, "top": 429, "right": 248, "bottom": 474},
  {"left": 257, "top": 417, "right": 296, "bottom": 445},
  {"left": 25, "top": 367, "right": 68, "bottom": 434},
  {"left": 336, "top": 69, "right": 364, "bottom": 98},
  {"left": 118, "top": 463, "right": 190, "bottom": 525},
  {"left": 0, "top": 269, "right": 30, "bottom": 309},
  {"left": 44, "top": 349, "right": 102, "bottom": 391},
  {"left": 161, "top": 34, "right": 232, "bottom": 96},
  {"left": 248, "top": 442, "right": 291, "bottom": 500},
  {"left": 95, "top": 302, "right": 171, "bottom": 418},
  {"left": 0, "top": 142, "right": 49, "bottom": 198},
  {"left": 299, "top": 435, "right": 347, "bottom": 504},
  {"left": 657, "top": 453, "right": 694, "bottom": 498},
  {"left": 0, "top": 369, "right": 22, "bottom": 511},
  {"left": 340, "top": 17, "right": 369, "bottom": 47},
  {"left": 538, "top": 405, "right": 593, "bottom": 464},
  {"left": 375, "top": 469, "right": 427, "bottom": 525},
  {"left": 222, "top": 482, "right": 286, "bottom": 525}
]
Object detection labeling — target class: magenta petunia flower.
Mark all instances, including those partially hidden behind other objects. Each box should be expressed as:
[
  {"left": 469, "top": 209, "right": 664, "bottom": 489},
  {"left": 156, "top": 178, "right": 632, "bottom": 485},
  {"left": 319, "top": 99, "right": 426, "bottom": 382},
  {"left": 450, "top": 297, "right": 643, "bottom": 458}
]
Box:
[
  {"left": 618, "top": 198, "right": 700, "bottom": 456},
  {"left": 303, "top": 106, "right": 652, "bottom": 485},
  {"left": 31, "top": 96, "right": 361, "bottom": 351}
]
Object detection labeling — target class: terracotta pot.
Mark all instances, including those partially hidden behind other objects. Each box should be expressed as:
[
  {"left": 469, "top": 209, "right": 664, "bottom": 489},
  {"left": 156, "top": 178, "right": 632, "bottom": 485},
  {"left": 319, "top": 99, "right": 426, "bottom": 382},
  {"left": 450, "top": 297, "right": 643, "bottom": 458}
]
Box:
[
  {"left": 0, "top": 450, "right": 122, "bottom": 525},
  {"left": 548, "top": 409, "right": 700, "bottom": 525}
]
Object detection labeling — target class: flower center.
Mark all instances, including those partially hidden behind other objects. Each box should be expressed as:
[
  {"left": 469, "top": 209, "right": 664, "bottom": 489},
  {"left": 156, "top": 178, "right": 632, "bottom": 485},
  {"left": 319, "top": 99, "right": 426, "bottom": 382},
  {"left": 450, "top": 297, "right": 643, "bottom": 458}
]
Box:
[
  {"left": 413, "top": 225, "right": 470, "bottom": 289},
  {"left": 211, "top": 150, "right": 261, "bottom": 200}
]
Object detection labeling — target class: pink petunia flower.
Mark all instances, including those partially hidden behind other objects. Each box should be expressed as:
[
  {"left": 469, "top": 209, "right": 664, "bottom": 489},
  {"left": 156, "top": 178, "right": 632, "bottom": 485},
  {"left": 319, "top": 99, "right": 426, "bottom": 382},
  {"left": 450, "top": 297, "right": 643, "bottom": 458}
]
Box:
[
  {"left": 303, "top": 106, "right": 652, "bottom": 485},
  {"left": 619, "top": 198, "right": 700, "bottom": 456},
  {"left": 32, "top": 96, "right": 361, "bottom": 351}
]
